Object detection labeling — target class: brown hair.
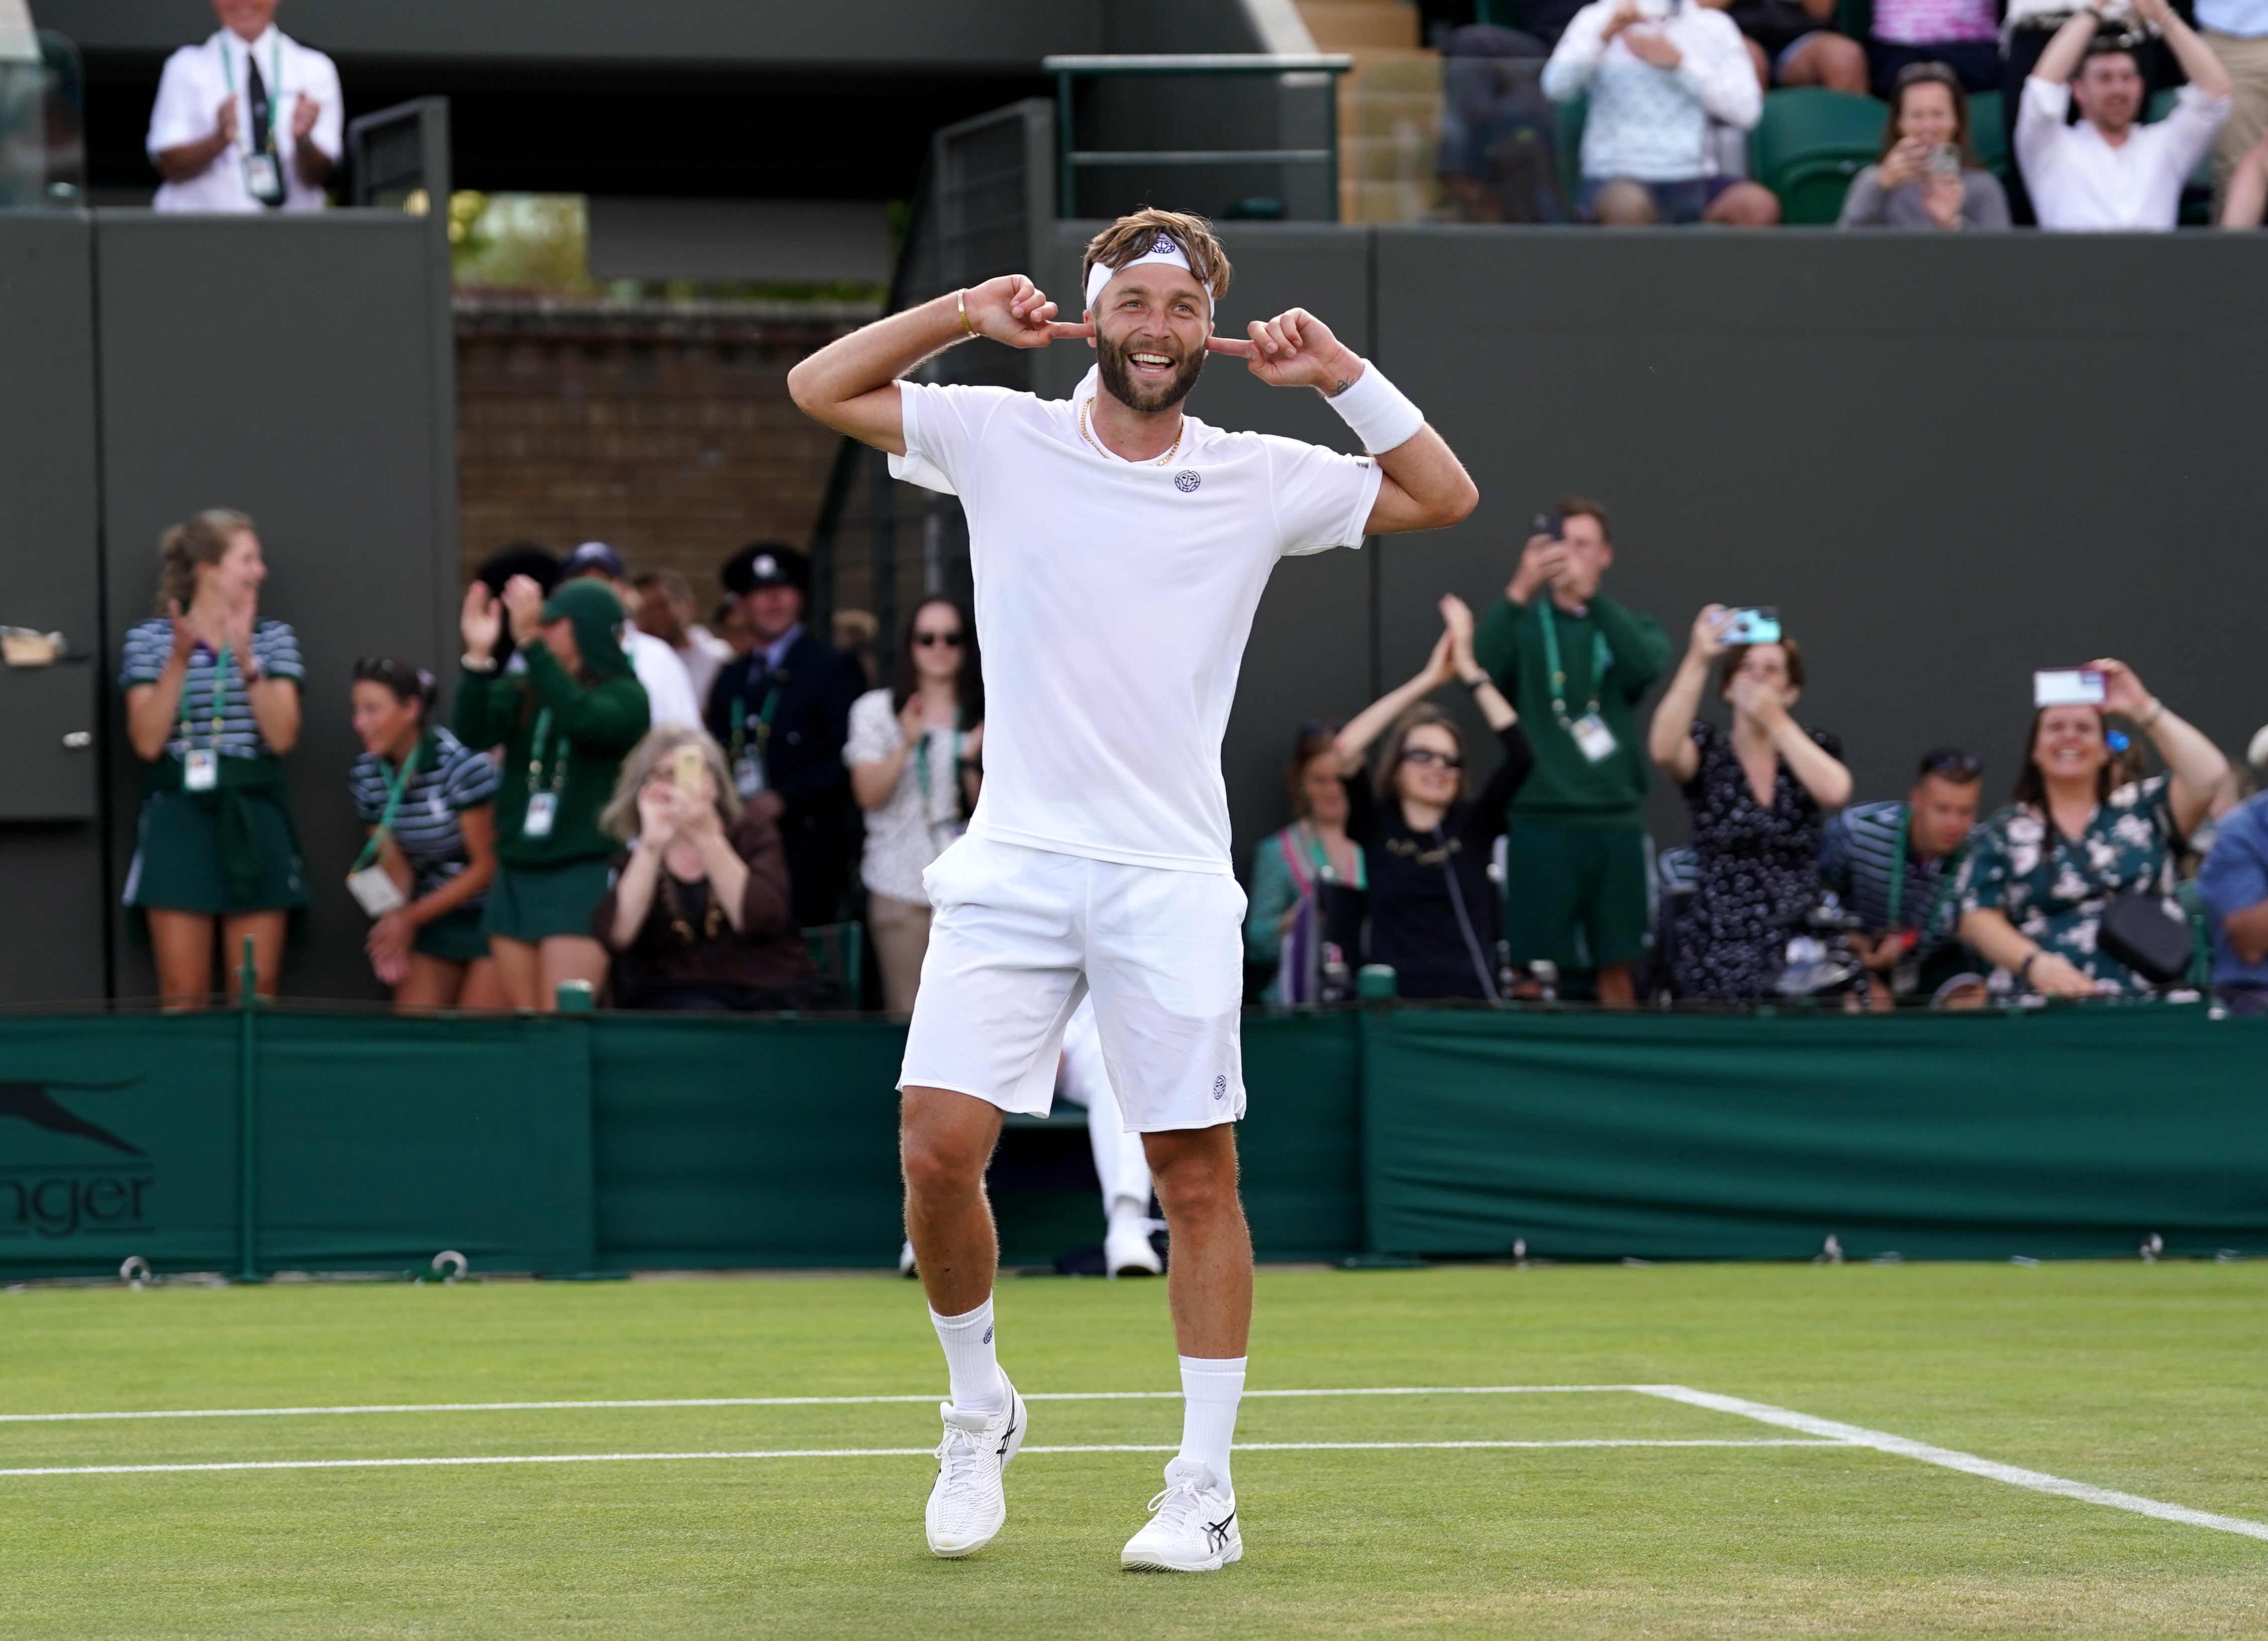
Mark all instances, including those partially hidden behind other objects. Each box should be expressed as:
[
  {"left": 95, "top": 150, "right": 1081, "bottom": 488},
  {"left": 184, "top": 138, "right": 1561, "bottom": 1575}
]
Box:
[
  {"left": 1080, "top": 210, "right": 1234, "bottom": 311},
  {"left": 1879, "top": 61, "right": 1977, "bottom": 169},
  {"left": 155, "top": 508, "right": 254, "bottom": 613},
  {"left": 2011, "top": 706, "right": 2114, "bottom": 808},
  {"left": 1374, "top": 704, "right": 1464, "bottom": 802},
  {"left": 889, "top": 595, "right": 983, "bottom": 727},
  {"left": 1558, "top": 494, "right": 1611, "bottom": 541},
  {"left": 1284, "top": 722, "right": 1341, "bottom": 818},
  {"left": 1715, "top": 637, "right": 1807, "bottom": 700}
]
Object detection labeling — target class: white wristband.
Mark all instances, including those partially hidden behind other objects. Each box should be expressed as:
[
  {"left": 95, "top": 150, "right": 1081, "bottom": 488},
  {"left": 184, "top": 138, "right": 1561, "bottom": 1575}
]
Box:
[{"left": 1325, "top": 358, "right": 1425, "bottom": 454}]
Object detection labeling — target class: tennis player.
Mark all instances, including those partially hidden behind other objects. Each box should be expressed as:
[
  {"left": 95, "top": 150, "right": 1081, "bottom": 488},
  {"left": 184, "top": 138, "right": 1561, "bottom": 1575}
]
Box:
[{"left": 787, "top": 209, "right": 1476, "bottom": 1572}]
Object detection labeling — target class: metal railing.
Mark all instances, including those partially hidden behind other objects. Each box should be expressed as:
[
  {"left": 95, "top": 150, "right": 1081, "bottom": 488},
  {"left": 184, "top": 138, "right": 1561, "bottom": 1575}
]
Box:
[{"left": 1042, "top": 53, "right": 1352, "bottom": 221}]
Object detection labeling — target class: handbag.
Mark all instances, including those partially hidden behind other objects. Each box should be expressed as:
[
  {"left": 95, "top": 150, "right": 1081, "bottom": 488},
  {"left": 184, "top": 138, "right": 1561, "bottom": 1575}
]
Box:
[{"left": 2097, "top": 890, "right": 2192, "bottom": 985}]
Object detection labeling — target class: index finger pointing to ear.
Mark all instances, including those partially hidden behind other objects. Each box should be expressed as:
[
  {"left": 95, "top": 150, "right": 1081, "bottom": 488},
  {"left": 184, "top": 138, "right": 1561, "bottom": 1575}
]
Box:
[
  {"left": 1205, "top": 335, "right": 1254, "bottom": 356},
  {"left": 1048, "top": 320, "right": 1094, "bottom": 340}
]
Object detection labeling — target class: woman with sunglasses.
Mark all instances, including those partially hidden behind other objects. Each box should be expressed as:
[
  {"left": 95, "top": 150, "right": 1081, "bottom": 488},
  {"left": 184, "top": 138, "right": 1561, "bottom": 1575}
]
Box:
[
  {"left": 346, "top": 658, "right": 503, "bottom": 1010},
  {"left": 1838, "top": 61, "right": 2010, "bottom": 230},
  {"left": 846, "top": 597, "right": 984, "bottom": 1014},
  {"left": 1331, "top": 595, "right": 1532, "bottom": 1001}
]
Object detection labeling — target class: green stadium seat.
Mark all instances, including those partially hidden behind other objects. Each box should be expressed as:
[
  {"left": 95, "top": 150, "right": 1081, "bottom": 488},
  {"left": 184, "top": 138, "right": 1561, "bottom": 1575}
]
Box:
[
  {"left": 802, "top": 920, "right": 864, "bottom": 1010},
  {"left": 1749, "top": 87, "right": 1889, "bottom": 224},
  {"left": 1553, "top": 90, "right": 1587, "bottom": 215},
  {"left": 1966, "top": 88, "right": 2010, "bottom": 184},
  {"left": 1835, "top": 0, "right": 1874, "bottom": 42}
]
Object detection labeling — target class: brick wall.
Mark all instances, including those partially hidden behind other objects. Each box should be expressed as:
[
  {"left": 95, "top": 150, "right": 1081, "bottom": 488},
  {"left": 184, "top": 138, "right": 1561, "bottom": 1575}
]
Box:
[{"left": 454, "top": 294, "right": 877, "bottom": 607}]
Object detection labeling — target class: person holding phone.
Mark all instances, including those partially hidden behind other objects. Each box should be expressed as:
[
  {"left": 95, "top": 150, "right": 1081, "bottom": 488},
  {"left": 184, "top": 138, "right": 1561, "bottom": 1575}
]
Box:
[
  {"left": 1649, "top": 606, "right": 1853, "bottom": 1000},
  {"left": 1838, "top": 61, "right": 2011, "bottom": 229},
  {"left": 1957, "top": 660, "right": 2227, "bottom": 997},
  {"left": 346, "top": 658, "right": 502, "bottom": 1011},
  {"left": 593, "top": 727, "right": 837, "bottom": 1011},
  {"left": 120, "top": 509, "right": 305, "bottom": 1006}
]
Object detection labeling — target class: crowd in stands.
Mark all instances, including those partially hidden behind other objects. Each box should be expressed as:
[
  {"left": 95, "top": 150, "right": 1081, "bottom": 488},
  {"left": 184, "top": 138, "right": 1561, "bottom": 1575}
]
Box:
[{"left": 1437, "top": 0, "right": 2268, "bottom": 228}]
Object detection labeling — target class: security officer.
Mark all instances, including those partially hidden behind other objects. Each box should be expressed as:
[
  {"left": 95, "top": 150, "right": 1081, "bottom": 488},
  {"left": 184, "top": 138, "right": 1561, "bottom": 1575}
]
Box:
[
  {"left": 704, "top": 543, "right": 865, "bottom": 929},
  {"left": 147, "top": 0, "right": 342, "bottom": 213}
]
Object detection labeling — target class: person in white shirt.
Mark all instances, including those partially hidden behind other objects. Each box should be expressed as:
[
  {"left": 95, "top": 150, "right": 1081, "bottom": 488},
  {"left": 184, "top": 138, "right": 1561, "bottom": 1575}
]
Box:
[
  {"left": 559, "top": 542, "right": 703, "bottom": 730},
  {"left": 632, "top": 569, "right": 735, "bottom": 707},
  {"left": 1544, "top": 0, "right": 1781, "bottom": 224},
  {"left": 146, "top": 0, "right": 340, "bottom": 213},
  {"left": 788, "top": 208, "right": 1476, "bottom": 1572},
  {"left": 2018, "top": 0, "right": 2232, "bottom": 230}
]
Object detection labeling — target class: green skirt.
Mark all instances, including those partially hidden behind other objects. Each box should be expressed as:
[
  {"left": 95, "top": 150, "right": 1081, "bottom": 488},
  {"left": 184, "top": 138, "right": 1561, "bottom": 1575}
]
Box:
[
  {"left": 414, "top": 905, "right": 492, "bottom": 964},
  {"left": 483, "top": 859, "right": 612, "bottom": 944},
  {"left": 125, "top": 789, "right": 307, "bottom": 914}
]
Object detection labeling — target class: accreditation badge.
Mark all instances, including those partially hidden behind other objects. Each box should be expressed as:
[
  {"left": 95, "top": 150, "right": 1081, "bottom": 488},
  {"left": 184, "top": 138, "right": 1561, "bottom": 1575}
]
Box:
[
  {"left": 733, "top": 753, "right": 765, "bottom": 798},
  {"left": 241, "top": 151, "right": 286, "bottom": 207},
  {"left": 522, "top": 791, "right": 557, "bottom": 839},
  {"left": 345, "top": 864, "right": 408, "bottom": 918},
  {"left": 182, "top": 748, "right": 219, "bottom": 792},
  {"left": 1569, "top": 712, "right": 1619, "bottom": 764}
]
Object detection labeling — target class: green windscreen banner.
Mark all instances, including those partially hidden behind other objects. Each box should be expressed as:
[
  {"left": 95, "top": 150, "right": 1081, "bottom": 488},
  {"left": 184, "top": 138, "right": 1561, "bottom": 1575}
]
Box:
[{"left": 1360, "top": 1005, "right": 2268, "bottom": 1262}]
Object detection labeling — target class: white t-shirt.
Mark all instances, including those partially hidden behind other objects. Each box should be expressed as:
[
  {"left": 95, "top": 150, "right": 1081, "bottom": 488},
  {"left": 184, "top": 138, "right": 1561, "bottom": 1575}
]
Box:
[
  {"left": 146, "top": 28, "right": 342, "bottom": 213},
  {"left": 890, "top": 377, "right": 1382, "bottom": 874},
  {"left": 2016, "top": 77, "right": 2228, "bottom": 231},
  {"left": 624, "top": 628, "right": 703, "bottom": 730},
  {"left": 845, "top": 687, "right": 968, "bottom": 902}
]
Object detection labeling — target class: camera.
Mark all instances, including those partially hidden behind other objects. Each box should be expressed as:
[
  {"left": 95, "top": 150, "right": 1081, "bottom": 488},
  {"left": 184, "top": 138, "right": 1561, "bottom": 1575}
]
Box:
[{"left": 1721, "top": 606, "right": 1781, "bottom": 644}]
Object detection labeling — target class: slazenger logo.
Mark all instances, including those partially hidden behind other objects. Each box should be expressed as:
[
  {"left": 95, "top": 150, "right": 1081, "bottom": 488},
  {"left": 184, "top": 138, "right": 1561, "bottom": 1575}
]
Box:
[{"left": 0, "top": 1079, "right": 154, "bottom": 1240}]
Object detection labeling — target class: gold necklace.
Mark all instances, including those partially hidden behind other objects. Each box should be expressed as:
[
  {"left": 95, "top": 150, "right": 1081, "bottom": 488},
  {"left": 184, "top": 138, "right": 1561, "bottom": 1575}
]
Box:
[{"left": 1079, "top": 397, "right": 1184, "bottom": 467}]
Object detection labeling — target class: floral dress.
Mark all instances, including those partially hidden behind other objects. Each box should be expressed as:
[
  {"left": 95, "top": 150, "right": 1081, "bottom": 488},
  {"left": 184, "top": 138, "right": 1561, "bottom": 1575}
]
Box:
[
  {"left": 1957, "top": 776, "right": 2180, "bottom": 994},
  {"left": 1673, "top": 719, "right": 1843, "bottom": 1001}
]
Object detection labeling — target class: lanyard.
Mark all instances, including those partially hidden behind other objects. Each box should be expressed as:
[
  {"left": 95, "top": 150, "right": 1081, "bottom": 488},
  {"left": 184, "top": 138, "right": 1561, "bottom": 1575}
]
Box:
[
  {"left": 911, "top": 712, "right": 964, "bottom": 842},
  {"left": 180, "top": 643, "right": 230, "bottom": 752},
  {"left": 352, "top": 741, "right": 422, "bottom": 871},
  {"left": 216, "top": 33, "right": 286, "bottom": 152},
  {"left": 728, "top": 682, "right": 782, "bottom": 765},
  {"left": 525, "top": 708, "right": 568, "bottom": 798},
  {"left": 1885, "top": 804, "right": 1964, "bottom": 938},
  {"left": 1290, "top": 821, "right": 1366, "bottom": 892},
  {"left": 1536, "top": 602, "right": 1610, "bottom": 729}
]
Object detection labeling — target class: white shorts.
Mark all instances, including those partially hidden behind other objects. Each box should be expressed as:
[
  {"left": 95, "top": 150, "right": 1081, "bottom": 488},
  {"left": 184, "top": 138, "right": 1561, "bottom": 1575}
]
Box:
[{"left": 899, "top": 835, "right": 1247, "bottom": 1132}]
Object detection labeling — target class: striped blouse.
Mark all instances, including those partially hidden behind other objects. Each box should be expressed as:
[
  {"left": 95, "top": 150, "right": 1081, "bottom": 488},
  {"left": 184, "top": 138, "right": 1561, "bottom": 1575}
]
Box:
[
  {"left": 348, "top": 727, "right": 500, "bottom": 900},
  {"left": 119, "top": 618, "right": 304, "bottom": 760}
]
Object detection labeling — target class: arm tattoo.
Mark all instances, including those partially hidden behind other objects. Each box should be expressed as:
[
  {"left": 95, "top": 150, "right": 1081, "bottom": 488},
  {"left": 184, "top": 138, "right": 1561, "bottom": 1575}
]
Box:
[{"left": 1330, "top": 376, "right": 1352, "bottom": 397}]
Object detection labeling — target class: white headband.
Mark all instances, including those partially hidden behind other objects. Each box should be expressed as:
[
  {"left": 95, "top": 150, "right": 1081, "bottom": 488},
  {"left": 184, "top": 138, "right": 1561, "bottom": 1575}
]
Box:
[{"left": 1084, "top": 231, "right": 1212, "bottom": 319}]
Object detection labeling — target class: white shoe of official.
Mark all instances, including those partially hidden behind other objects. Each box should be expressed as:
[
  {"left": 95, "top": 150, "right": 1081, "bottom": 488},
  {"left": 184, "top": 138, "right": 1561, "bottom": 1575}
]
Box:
[
  {"left": 924, "top": 1376, "right": 1027, "bottom": 1558},
  {"left": 1105, "top": 1218, "right": 1162, "bottom": 1278},
  {"left": 1120, "top": 1459, "right": 1241, "bottom": 1572}
]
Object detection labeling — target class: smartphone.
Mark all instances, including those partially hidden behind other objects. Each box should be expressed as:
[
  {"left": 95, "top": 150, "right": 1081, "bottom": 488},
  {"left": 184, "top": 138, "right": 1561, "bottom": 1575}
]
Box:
[
  {"left": 1924, "top": 142, "right": 1960, "bottom": 178},
  {"left": 1532, "top": 510, "right": 1563, "bottom": 540},
  {"left": 1721, "top": 606, "right": 1782, "bottom": 645},
  {"left": 671, "top": 743, "right": 706, "bottom": 793},
  {"left": 2034, "top": 668, "right": 2106, "bottom": 708}
]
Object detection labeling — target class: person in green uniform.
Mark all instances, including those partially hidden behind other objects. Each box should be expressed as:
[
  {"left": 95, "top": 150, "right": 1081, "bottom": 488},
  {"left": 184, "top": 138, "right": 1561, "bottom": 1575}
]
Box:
[
  {"left": 456, "top": 574, "right": 650, "bottom": 1011},
  {"left": 121, "top": 509, "right": 305, "bottom": 1007},
  {"left": 1473, "top": 495, "right": 1670, "bottom": 1004}
]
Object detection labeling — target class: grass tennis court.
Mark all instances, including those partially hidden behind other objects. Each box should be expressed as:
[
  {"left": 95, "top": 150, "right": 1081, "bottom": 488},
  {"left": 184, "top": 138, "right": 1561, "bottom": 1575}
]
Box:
[{"left": 2, "top": 1262, "right": 2263, "bottom": 1638}]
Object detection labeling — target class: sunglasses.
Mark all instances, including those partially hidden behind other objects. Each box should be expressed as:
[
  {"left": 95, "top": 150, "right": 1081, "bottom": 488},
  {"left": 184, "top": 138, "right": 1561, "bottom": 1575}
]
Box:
[
  {"left": 913, "top": 630, "right": 963, "bottom": 648},
  {"left": 1401, "top": 747, "right": 1463, "bottom": 771},
  {"left": 1921, "top": 751, "right": 1982, "bottom": 779}
]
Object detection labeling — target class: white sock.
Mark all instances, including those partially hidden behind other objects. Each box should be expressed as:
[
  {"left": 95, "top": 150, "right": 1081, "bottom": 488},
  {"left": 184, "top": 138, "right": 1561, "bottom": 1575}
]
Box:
[
  {"left": 1177, "top": 1355, "right": 1246, "bottom": 1493},
  {"left": 1107, "top": 1194, "right": 1147, "bottom": 1232},
  {"left": 930, "top": 1298, "right": 1004, "bottom": 1415}
]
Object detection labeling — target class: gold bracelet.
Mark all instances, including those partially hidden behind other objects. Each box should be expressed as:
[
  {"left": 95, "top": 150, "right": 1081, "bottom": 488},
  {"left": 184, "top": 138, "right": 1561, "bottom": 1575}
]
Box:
[
  {"left": 957, "top": 288, "right": 974, "bottom": 337},
  {"left": 2138, "top": 696, "right": 2165, "bottom": 730}
]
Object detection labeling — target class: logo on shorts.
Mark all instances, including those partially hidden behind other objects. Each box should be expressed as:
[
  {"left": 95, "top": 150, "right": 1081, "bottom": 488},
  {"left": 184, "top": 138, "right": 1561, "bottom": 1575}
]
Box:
[
  {"left": 1212, "top": 1074, "right": 1228, "bottom": 1104},
  {"left": 1174, "top": 470, "right": 1201, "bottom": 493}
]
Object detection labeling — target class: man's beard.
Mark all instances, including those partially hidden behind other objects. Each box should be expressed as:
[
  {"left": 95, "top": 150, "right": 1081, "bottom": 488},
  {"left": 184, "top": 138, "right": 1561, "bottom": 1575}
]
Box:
[{"left": 1095, "top": 330, "right": 1206, "bottom": 415}]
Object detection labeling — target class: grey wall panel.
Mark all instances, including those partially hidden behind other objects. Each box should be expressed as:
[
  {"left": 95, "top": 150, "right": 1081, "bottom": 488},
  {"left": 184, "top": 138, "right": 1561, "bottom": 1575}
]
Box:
[
  {"left": 94, "top": 212, "right": 454, "bottom": 1002},
  {"left": 0, "top": 213, "right": 108, "bottom": 1002}
]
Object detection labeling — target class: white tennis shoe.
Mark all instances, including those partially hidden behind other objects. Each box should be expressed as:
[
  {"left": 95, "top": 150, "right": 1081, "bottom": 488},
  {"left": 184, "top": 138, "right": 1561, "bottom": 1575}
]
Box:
[
  {"left": 1120, "top": 1459, "right": 1241, "bottom": 1572},
  {"left": 923, "top": 1375, "right": 1027, "bottom": 1558},
  {"left": 1104, "top": 1218, "right": 1162, "bottom": 1277}
]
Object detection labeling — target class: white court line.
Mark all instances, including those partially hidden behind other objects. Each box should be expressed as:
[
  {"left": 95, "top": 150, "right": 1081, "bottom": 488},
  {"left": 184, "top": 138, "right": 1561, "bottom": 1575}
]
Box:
[
  {"left": 1634, "top": 1386, "right": 2268, "bottom": 1545},
  {"left": 0, "top": 1385, "right": 1633, "bottom": 1424},
  {"left": 0, "top": 1439, "right": 1839, "bottom": 1480}
]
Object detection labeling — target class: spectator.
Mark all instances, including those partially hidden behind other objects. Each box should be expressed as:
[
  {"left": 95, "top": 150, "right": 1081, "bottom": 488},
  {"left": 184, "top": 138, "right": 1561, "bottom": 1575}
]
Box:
[
  {"left": 457, "top": 575, "right": 650, "bottom": 1011},
  {"left": 2018, "top": 0, "right": 2232, "bottom": 231},
  {"left": 2222, "top": 128, "right": 2268, "bottom": 220},
  {"left": 470, "top": 542, "right": 562, "bottom": 676},
  {"left": 2201, "top": 0, "right": 2268, "bottom": 215},
  {"left": 1475, "top": 498, "right": 1670, "bottom": 1006},
  {"left": 633, "top": 568, "right": 734, "bottom": 708},
  {"left": 1543, "top": 0, "right": 1781, "bottom": 224},
  {"left": 846, "top": 597, "right": 984, "bottom": 1015},
  {"left": 346, "top": 658, "right": 502, "bottom": 1011},
  {"left": 712, "top": 597, "right": 756, "bottom": 661},
  {"left": 1333, "top": 597, "right": 1534, "bottom": 1001},
  {"left": 121, "top": 508, "right": 305, "bottom": 1006},
  {"left": 1863, "top": 0, "right": 2000, "bottom": 96},
  {"left": 1958, "top": 660, "right": 2228, "bottom": 997},
  {"left": 703, "top": 542, "right": 866, "bottom": 929},
  {"left": 560, "top": 542, "right": 702, "bottom": 730},
  {"left": 1721, "top": 0, "right": 1869, "bottom": 96},
  {"left": 2197, "top": 746, "right": 2268, "bottom": 1011},
  {"left": 1648, "top": 607, "right": 1853, "bottom": 1000},
  {"left": 1819, "top": 748, "right": 1985, "bottom": 1004},
  {"left": 1245, "top": 723, "right": 1368, "bottom": 1005},
  {"left": 1838, "top": 62, "right": 2012, "bottom": 228},
  {"left": 594, "top": 727, "right": 839, "bottom": 1011},
  {"left": 147, "top": 0, "right": 339, "bottom": 213}
]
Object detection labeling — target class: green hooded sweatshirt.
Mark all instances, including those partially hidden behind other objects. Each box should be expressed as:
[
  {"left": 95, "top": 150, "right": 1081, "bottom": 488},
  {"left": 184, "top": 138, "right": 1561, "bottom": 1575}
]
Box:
[{"left": 455, "top": 580, "right": 651, "bottom": 867}]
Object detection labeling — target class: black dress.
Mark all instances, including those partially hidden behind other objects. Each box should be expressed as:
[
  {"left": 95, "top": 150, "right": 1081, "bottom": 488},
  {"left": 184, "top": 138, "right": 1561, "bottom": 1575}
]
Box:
[
  {"left": 1347, "top": 723, "right": 1535, "bottom": 1000},
  {"left": 1672, "top": 719, "right": 1843, "bottom": 1001}
]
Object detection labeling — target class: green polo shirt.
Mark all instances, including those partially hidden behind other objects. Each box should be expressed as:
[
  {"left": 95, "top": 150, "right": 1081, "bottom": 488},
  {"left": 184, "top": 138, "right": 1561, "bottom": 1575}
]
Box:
[{"left": 1473, "top": 591, "right": 1669, "bottom": 822}]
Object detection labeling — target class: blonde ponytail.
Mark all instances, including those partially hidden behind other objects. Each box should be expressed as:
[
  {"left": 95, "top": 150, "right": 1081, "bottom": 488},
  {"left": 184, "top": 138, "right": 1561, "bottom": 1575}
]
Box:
[{"left": 155, "top": 509, "right": 254, "bottom": 614}]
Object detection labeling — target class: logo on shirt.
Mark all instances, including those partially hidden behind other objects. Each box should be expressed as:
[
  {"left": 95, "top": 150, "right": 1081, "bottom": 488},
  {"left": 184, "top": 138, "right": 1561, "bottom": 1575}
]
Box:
[{"left": 1174, "top": 470, "right": 1202, "bottom": 494}]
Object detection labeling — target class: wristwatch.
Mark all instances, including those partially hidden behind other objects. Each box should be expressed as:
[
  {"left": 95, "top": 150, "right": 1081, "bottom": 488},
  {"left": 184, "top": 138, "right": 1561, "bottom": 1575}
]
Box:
[{"left": 462, "top": 652, "right": 499, "bottom": 673}]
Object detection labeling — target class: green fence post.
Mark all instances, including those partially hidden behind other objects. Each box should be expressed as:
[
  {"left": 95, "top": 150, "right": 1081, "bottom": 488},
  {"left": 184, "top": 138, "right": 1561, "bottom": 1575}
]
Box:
[{"left": 236, "top": 934, "right": 259, "bottom": 1283}]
